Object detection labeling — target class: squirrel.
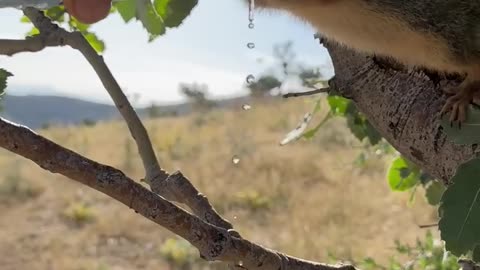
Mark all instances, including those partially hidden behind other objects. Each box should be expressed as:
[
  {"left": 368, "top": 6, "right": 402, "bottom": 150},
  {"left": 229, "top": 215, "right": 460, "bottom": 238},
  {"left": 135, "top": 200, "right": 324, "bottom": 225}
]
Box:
[{"left": 250, "top": 0, "right": 480, "bottom": 123}]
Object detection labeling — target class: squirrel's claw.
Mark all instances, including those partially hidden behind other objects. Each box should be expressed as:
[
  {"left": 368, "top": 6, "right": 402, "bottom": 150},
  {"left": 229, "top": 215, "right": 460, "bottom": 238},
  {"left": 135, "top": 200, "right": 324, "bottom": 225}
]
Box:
[{"left": 440, "top": 83, "right": 478, "bottom": 127}]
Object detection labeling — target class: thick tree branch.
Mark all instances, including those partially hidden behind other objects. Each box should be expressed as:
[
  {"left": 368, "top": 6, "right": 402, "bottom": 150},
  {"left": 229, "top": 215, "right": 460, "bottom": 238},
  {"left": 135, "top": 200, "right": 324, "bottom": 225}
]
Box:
[
  {"left": 283, "top": 88, "right": 330, "bottom": 98},
  {"left": 4, "top": 7, "right": 462, "bottom": 270},
  {"left": 0, "top": 117, "right": 356, "bottom": 270},
  {"left": 20, "top": 7, "right": 236, "bottom": 233},
  {"left": 322, "top": 39, "right": 474, "bottom": 184},
  {"left": 0, "top": 36, "right": 54, "bottom": 56}
]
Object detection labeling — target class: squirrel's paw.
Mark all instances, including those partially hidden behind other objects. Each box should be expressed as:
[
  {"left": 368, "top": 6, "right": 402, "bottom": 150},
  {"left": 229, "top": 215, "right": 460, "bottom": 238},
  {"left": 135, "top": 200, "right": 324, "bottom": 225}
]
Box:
[{"left": 440, "top": 82, "right": 480, "bottom": 126}]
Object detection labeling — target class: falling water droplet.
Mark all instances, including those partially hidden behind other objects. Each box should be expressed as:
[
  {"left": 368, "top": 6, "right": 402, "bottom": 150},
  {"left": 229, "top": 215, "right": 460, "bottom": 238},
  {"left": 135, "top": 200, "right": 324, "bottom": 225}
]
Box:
[
  {"left": 238, "top": 260, "right": 244, "bottom": 266},
  {"left": 233, "top": 215, "right": 238, "bottom": 220},
  {"left": 232, "top": 156, "right": 240, "bottom": 165},
  {"left": 248, "top": 0, "right": 255, "bottom": 29},
  {"left": 246, "top": 74, "right": 255, "bottom": 84},
  {"left": 247, "top": 42, "right": 255, "bottom": 49},
  {"left": 242, "top": 104, "right": 252, "bottom": 110},
  {"left": 248, "top": 0, "right": 255, "bottom": 22}
]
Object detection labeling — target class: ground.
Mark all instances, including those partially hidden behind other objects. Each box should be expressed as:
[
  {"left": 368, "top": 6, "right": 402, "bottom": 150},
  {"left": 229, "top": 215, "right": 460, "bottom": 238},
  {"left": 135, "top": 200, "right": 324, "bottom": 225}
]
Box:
[{"left": 0, "top": 98, "right": 437, "bottom": 270}]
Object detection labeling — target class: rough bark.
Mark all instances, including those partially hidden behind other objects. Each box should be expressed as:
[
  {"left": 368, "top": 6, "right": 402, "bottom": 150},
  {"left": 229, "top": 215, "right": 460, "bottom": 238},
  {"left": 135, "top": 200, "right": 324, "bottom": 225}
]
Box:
[{"left": 323, "top": 39, "right": 474, "bottom": 185}]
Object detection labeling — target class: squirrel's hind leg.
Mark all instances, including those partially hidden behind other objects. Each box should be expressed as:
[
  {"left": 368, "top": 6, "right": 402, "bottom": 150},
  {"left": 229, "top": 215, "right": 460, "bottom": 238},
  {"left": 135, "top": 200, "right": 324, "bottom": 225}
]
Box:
[{"left": 440, "top": 70, "right": 480, "bottom": 125}]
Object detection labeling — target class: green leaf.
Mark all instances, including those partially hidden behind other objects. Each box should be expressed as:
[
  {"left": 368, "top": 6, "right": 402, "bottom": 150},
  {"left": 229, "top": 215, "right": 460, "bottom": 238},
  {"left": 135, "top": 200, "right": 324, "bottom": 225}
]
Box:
[
  {"left": 364, "top": 121, "right": 381, "bottom": 145},
  {"left": 327, "top": 95, "right": 350, "bottom": 116},
  {"left": 20, "top": 15, "right": 30, "bottom": 23},
  {"left": 115, "top": 0, "right": 136, "bottom": 22},
  {"left": 115, "top": 0, "right": 197, "bottom": 41},
  {"left": 136, "top": 0, "right": 166, "bottom": 40},
  {"left": 387, "top": 156, "right": 420, "bottom": 191},
  {"left": 69, "top": 17, "right": 90, "bottom": 32},
  {"left": 158, "top": 0, "right": 198, "bottom": 28},
  {"left": 154, "top": 0, "right": 170, "bottom": 17},
  {"left": 0, "top": 69, "right": 13, "bottom": 95},
  {"left": 329, "top": 98, "right": 382, "bottom": 146},
  {"left": 26, "top": 27, "right": 40, "bottom": 37},
  {"left": 345, "top": 109, "right": 381, "bottom": 145},
  {"left": 425, "top": 181, "right": 446, "bottom": 206},
  {"left": 439, "top": 157, "right": 480, "bottom": 256},
  {"left": 441, "top": 105, "right": 480, "bottom": 144},
  {"left": 83, "top": 32, "right": 105, "bottom": 53},
  {"left": 346, "top": 113, "right": 367, "bottom": 141},
  {"left": 44, "top": 6, "right": 65, "bottom": 22}
]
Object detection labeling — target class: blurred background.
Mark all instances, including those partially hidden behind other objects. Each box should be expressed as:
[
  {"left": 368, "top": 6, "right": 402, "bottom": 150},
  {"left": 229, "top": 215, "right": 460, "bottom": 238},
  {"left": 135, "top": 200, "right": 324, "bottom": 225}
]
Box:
[{"left": 0, "top": 1, "right": 444, "bottom": 270}]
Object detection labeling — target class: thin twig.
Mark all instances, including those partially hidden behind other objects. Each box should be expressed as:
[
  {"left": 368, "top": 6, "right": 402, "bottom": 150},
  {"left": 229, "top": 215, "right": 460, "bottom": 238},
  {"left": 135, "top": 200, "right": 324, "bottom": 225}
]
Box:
[
  {"left": 418, "top": 223, "right": 438, "bottom": 229},
  {"left": 283, "top": 87, "right": 330, "bottom": 98},
  {"left": 23, "top": 7, "right": 167, "bottom": 185},
  {"left": 22, "top": 7, "right": 236, "bottom": 232},
  {"left": 0, "top": 117, "right": 357, "bottom": 270}
]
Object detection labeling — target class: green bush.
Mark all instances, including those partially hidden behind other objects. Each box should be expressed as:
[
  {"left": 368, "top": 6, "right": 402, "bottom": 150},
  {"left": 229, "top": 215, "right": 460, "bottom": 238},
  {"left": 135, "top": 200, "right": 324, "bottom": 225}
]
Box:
[
  {"left": 330, "top": 231, "right": 461, "bottom": 270},
  {"left": 160, "top": 237, "right": 199, "bottom": 269}
]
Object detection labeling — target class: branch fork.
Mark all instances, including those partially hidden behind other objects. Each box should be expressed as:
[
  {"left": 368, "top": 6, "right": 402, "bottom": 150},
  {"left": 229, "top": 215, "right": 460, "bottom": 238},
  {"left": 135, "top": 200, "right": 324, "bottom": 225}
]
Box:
[{"left": 0, "top": 7, "right": 358, "bottom": 270}]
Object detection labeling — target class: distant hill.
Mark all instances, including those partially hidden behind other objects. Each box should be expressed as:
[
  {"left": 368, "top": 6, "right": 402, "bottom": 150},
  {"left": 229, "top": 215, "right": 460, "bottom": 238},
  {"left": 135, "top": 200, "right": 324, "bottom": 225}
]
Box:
[
  {"left": 0, "top": 94, "right": 250, "bottom": 129},
  {"left": 0, "top": 95, "right": 121, "bottom": 128}
]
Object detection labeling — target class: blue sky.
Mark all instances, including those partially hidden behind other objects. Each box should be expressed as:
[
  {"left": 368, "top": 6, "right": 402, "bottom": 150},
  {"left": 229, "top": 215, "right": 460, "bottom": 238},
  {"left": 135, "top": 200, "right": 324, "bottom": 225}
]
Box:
[{"left": 0, "top": 0, "right": 332, "bottom": 105}]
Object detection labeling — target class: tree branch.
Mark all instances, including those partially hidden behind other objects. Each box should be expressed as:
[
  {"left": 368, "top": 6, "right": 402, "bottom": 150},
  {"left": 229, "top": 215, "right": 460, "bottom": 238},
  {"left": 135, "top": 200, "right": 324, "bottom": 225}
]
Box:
[
  {"left": 321, "top": 38, "right": 474, "bottom": 184},
  {"left": 0, "top": 16, "right": 68, "bottom": 56},
  {"left": 283, "top": 88, "right": 330, "bottom": 98},
  {"left": 0, "top": 117, "right": 356, "bottom": 270},
  {"left": 20, "top": 7, "right": 237, "bottom": 233},
  {"left": 23, "top": 7, "right": 167, "bottom": 185},
  {"left": 0, "top": 36, "right": 53, "bottom": 56},
  {"left": 4, "top": 7, "right": 461, "bottom": 270}
]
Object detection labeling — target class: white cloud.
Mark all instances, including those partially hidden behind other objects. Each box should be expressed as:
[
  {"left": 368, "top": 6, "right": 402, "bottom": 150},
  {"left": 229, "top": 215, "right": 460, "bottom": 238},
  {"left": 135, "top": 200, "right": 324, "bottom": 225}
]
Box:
[
  {"left": 2, "top": 49, "right": 247, "bottom": 106},
  {"left": 113, "top": 61, "right": 247, "bottom": 106}
]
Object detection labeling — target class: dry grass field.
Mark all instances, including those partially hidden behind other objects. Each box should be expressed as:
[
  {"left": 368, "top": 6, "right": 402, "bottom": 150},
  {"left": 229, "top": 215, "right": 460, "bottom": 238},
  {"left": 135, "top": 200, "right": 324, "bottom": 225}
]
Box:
[{"left": 0, "top": 98, "right": 438, "bottom": 270}]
